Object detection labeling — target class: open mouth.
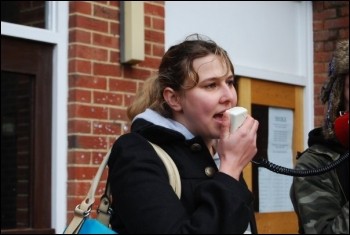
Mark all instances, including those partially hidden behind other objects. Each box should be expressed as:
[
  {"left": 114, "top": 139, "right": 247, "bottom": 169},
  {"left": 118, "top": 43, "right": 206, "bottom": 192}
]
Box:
[{"left": 213, "top": 112, "right": 224, "bottom": 121}]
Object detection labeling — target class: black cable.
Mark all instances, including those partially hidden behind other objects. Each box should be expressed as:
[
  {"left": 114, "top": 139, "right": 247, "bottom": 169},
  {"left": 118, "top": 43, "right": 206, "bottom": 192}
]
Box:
[{"left": 252, "top": 151, "right": 349, "bottom": 176}]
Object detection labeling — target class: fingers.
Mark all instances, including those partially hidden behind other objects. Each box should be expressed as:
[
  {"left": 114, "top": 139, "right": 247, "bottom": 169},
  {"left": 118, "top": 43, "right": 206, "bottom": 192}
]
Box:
[
  {"left": 220, "top": 111, "right": 231, "bottom": 140},
  {"left": 241, "top": 115, "right": 258, "bottom": 134},
  {"left": 248, "top": 117, "right": 259, "bottom": 134}
]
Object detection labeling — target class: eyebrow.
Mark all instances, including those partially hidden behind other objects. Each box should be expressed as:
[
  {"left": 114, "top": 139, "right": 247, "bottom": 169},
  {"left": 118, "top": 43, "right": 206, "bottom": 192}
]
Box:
[{"left": 201, "top": 74, "right": 234, "bottom": 82}]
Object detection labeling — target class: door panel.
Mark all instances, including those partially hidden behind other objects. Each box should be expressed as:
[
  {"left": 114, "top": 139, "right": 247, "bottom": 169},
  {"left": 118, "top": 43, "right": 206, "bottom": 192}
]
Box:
[{"left": 1, "top": 36, "right": 54, "bottom": 234}]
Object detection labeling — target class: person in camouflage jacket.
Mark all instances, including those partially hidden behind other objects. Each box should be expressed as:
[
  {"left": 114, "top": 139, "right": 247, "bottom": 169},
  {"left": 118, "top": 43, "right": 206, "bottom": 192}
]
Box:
[
  {"left": 290, "top": 40, "right": 349, "bottom": 234},
  {"left": 290, "top": 128, "right": 349, "bottom": 233}
]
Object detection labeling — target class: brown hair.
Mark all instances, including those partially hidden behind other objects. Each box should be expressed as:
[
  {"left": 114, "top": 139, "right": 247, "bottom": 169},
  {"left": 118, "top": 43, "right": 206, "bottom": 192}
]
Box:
[{"left": 127, "top": 34, "right": 234, "bottom": 120}]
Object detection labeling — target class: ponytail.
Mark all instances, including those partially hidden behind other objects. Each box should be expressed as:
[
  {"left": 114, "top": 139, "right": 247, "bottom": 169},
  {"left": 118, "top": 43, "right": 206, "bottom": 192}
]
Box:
[{"left": 127, "top": 76, "right": 160, "bottom": 121}]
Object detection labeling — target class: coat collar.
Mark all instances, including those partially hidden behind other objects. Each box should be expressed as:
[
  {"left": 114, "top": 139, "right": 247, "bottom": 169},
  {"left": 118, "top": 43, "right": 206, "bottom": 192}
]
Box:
[{"left": 132, "top": 108, "right": 194, "bottom": 140}]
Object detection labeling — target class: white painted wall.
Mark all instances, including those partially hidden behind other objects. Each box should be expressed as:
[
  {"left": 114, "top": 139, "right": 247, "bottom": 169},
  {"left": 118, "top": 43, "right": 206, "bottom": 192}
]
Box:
[{"left": 165, "top": 1, "right": 313, "bottom": 146}]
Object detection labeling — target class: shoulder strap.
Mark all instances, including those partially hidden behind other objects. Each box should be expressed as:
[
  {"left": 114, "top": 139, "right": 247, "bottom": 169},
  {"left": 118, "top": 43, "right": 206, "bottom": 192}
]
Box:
[
  {"left": 64, "top": 148, "right": 112, "bottom": 234},
  {"left": 148, "top": 142, "right": 182, "bottom": 199}
]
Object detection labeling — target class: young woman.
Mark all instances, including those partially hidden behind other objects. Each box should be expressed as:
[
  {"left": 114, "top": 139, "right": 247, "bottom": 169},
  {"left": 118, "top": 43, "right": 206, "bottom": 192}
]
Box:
[{"left": 108, "top": 34, "right": 259, "bottom": 234}]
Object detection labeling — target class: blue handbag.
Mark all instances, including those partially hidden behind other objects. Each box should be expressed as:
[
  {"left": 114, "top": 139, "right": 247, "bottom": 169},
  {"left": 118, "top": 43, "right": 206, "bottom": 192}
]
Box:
[{"left": 78, "top": 218, "right": 116, "bottom": 234}]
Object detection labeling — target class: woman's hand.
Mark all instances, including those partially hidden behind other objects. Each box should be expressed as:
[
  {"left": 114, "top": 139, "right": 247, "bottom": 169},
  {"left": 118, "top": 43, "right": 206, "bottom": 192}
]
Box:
[{"left": 217, "top": 110, "right": 259, "bottom": 180}]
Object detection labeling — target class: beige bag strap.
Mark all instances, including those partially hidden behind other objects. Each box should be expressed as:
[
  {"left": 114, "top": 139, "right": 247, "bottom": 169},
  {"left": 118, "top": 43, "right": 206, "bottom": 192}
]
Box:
[
  {"left": 148, "top": 141, "right": 182, "bottom": 199},
  {"left": 64, "top": 148, "right": 112, "bottom": 234}
]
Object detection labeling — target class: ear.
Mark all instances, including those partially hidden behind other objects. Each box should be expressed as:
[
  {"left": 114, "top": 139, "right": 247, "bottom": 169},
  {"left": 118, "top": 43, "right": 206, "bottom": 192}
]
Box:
[{"left": 163, "top": 87, "right": 182, "bottom": 111}]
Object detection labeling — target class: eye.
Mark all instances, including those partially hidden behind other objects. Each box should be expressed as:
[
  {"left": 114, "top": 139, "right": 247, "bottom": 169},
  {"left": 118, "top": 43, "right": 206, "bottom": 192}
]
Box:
[
  {"left": 226, "top": 79, "right": 236, "bottom": 87},
  {"left": 205, "top": 83, "right": 217, "bottom": 89},
  {"left": 227, "top": 78, "right": 235, "bottom": 87}
]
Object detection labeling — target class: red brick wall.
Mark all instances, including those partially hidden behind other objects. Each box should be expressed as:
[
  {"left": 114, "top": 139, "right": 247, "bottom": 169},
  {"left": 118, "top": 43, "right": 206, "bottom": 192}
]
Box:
[
  {"left": 67, "top": 1, "right": 165, "bottom": 220},
  {"left": 313, "top": 1, "right": 349, "bottom": 126}
]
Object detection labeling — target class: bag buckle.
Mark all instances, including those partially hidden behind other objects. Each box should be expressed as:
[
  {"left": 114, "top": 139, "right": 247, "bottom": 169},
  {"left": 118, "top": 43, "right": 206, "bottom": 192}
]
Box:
[{"left": 74, "top": 204, "right": 92, "bottom": 217}]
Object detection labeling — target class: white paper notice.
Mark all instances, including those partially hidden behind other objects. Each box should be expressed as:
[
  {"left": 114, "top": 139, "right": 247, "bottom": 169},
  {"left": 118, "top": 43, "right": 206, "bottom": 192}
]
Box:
[{"left": 259, "top": 107, "right": 294, "bottom": 212}]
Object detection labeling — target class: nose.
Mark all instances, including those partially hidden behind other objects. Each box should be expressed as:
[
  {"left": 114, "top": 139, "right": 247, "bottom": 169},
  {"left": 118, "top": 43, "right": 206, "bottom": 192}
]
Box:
[{"left": 219, "top": 84, "right": 236, "bottom": 104}]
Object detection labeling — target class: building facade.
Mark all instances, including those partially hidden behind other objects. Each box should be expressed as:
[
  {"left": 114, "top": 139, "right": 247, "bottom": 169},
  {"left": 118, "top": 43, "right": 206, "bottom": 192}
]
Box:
[{"left": 1, "top": 1, "right": 348, "bottom": 234}]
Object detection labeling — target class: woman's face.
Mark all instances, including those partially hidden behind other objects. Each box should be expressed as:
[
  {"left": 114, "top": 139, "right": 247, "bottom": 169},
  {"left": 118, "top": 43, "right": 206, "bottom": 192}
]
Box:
[{"left": 175, "top": 54, "right": 237, "bottom": 140}]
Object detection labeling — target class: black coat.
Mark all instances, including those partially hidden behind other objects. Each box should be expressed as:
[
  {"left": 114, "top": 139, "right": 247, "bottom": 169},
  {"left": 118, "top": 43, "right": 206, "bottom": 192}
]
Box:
[{"left": 108, "top": 118, "right": 257, "bottom": 234}]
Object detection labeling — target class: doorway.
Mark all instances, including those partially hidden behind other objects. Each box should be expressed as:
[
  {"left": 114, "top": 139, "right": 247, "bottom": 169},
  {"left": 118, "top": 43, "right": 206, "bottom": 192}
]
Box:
[
  {"left": 237, "top": 77, "right": 304, "bottom": 234},
  {"left": 1, "top": 36, "right": 54, "bottom": 234}
]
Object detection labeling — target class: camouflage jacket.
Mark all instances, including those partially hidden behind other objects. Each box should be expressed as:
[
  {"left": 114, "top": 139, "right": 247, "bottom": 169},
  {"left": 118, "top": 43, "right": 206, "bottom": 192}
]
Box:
[{"left": 290, "top": 133, "right": 349, "bottom": 234}]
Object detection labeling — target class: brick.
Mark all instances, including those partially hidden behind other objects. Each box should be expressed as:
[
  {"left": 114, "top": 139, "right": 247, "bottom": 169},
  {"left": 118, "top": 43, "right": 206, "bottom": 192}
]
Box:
[
  {"left": 94, "top": 4, "right": 118, "bottom": 20},
  {"left": 69, "top": 89, "right": 92, "bottom": 103},
  {"left": 145, "top": 29, "right": 164, "bottom": 44},
  {"left": 69, "top": 30, "right": 91, "bottom": 44},
  {"left": 68, "top": 166, "right": 104, "bottom": 180},
  {"left": 92, "top": 121, "right": 122, "bottom": 135},
  {"left": 69, "top": 1, "right": 92, "bottom": 15},
  {"left": 68, "top": 119, "right": 92, "bottom": 134},
  {"left": 110, "top": 107, "right": 128, "bottom": 122},
  {"left": 69, "top": 104, "right": 108, "bottom": 119},
  {"left": 94, "top": 63, "right": 121, "bottom": 77},
  {"left": 145, "top": 2, "right": 165, "bottom": 17},
  {"left": 69, "top": 59, "right": 92, "bottom": 74},
  {"left": 123, "top": 67, "right": 152, "bottom": 80},
  {"left": 93, "top": 33, "right": 118, "bottom": 48},
  {"left": 74, "top": 15, "right": 109, "bottom": 33},
  {"left": 314, "top": 51, "right": 333, "bottom": 63},
  {"left": 69, "top": 75, "right": 107, "bottom": 90},
  {"left": 67, "top": 150, "right": 92, "bottom": 164},
  {"left": 153, "top": 44, "right": 165, "bottom": 57},
  {"left": 109, "top": 78, "right": 137, "bottom": 93},
  {"left": 70, "top": 44, "right": 109, "bottom": 61},
  {"left": 152, "top": 17, "right": 164, "bottom": 30},
  {"left": 324, "top": 17, "right": 349, "bottom": 29},
  {"left": 93, "top": 91, "right": 123, "bottom": 105},
  {"left": 138, "top": 56, "right": 162, "bottom": 70},
  {"left": 67, "top": 181, "right": 91, "bottom": 196}
]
